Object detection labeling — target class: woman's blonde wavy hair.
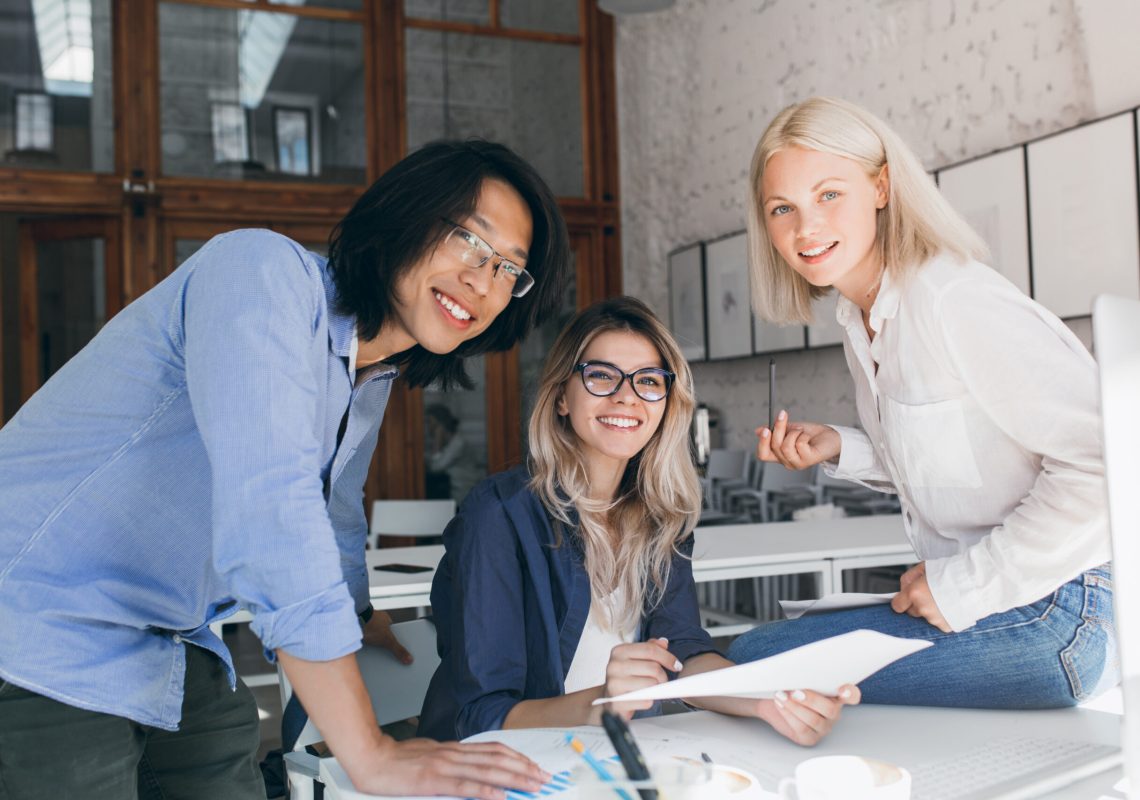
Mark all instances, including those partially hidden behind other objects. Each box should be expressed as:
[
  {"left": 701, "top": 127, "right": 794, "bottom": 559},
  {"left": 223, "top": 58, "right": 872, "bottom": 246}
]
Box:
[
  {"left": 528, "top": 296, "right": 702, "bottom": 633},
  {"left": 747, "top": 96, "right": 989, "bottom": 324}
]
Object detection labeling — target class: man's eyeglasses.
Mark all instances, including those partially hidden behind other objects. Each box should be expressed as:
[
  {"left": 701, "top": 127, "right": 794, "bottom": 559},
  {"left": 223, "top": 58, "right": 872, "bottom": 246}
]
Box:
[
  {"left": 442, "top": 219, "right": 535, "bottom": 298},
  {"left": 574, "top": 361, "right": 674, "bottom": 402}
]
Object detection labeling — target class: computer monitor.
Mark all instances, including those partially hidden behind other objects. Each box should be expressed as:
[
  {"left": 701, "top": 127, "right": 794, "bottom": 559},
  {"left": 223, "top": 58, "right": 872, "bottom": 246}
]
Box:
[{"left": 1094, "top": 293, "right": 1140, "bottom": 798}]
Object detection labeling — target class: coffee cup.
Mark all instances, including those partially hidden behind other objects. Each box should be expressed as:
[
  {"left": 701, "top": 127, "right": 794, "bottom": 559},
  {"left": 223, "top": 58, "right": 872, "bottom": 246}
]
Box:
[{"left": 777, "top": 755, "right": 911, "bottom": 800}]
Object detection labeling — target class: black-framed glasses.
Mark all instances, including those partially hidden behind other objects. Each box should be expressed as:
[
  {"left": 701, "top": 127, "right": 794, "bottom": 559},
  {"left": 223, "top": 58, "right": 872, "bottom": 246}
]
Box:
[
  {"left": 574, "top": 361, "right": 674, "bottom": 402},
  {"left": 442, "top": 219, "right": 535, "bottom": 298}
]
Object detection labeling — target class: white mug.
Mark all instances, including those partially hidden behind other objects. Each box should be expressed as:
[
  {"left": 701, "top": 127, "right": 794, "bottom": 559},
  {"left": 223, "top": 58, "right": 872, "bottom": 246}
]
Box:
[{"left": 777, "top": 755, "right": 911, "bottom": 800}]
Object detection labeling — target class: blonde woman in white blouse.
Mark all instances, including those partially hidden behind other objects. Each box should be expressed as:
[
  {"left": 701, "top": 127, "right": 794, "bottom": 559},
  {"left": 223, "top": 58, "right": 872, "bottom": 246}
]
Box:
[{"left": 728, "top": 96, "right": 1116, "bottom": 709}]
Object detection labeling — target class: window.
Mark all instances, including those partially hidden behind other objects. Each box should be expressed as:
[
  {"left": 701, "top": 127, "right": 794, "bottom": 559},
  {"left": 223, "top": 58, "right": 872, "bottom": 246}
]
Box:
[
  {"left": 274, "top": 106, "right": 312, "bottom": 176},
  {"left": 210, "top": 102, "right": 249, "bottom": 163},
  {"left": 15, "top": 93, "right": 53, "bottom": 152}
]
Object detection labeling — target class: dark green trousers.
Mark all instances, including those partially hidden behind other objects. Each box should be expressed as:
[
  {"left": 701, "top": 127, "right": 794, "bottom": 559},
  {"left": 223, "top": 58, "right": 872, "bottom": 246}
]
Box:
[{"left": 0, "top": 645, "right": 263, "bottom": 800}]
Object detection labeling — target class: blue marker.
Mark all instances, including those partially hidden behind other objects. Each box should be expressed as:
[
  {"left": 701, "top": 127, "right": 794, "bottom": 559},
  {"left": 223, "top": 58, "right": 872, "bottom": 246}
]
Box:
[{"left": 566, "top": 734, "right": 633, "bottom": 800}]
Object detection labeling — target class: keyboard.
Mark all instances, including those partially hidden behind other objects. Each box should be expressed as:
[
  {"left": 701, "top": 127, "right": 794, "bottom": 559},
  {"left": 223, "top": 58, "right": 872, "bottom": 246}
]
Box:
[{"left": 909, "top": 736, "right": 1121, "bottom": 800}]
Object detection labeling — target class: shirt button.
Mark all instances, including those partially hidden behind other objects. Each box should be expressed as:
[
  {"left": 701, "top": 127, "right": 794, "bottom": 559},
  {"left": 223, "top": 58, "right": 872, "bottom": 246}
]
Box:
[{"left": 172, "top": 634, "right": 183, "bottom": 644}]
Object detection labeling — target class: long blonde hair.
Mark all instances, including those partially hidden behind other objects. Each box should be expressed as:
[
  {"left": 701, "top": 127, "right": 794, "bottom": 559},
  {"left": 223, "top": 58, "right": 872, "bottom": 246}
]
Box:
[
  {"left": 528, "top": 296, "right": 702, "bottom": 632},
  {"left": 747, "top": 96, "right": 989, "bottom": 324}
]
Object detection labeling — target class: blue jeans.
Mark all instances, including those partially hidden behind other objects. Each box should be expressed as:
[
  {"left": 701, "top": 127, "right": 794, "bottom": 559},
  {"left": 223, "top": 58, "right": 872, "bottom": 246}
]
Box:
[{"left": 727, "top": 566, "right": 1118, "bottom": 709}]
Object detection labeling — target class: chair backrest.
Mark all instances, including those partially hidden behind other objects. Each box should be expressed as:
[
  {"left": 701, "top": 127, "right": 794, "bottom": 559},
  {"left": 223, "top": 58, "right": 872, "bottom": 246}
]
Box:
[
  {"left": 370, "top": 499, "right": 456, "bottom": 539},
  {"left": 705, "top": 449, "right": 747, "bottom": 481},
  {"left": 760, "top": 461, "right": 816, "bottom": 491},
  {"left": 283, "top": 618, "right": 442, "bottom": 750}
]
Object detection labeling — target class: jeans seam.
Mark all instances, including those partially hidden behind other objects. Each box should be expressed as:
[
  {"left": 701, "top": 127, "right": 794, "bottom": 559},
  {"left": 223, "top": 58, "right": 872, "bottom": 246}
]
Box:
[{"left": 138, "top": 729, "right": 168, "bottom": 800}]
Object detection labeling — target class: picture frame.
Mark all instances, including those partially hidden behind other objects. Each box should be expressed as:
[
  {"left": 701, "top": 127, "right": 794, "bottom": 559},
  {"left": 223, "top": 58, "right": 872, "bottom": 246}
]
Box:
[
  {"left": 273, "top": 106, "right": 313, "bottom": 177},
  {"left": 937, "top": 146, "right": 1031, "bottom": 297},
  {"left": 703, "top": 231, "right": 754, "bottom": 359},
  {"left": 667, "top": 242, "right": 707, "bottom": 361},
  {"left": 1027, "top": 112, "right": 1140, "bottom": 318}
]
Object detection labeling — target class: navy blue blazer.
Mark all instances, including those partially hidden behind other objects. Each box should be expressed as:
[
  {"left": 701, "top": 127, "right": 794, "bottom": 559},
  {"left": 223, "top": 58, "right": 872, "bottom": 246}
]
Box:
[{"left": 417, "top": 466, "right": 717, "bottom": 741}]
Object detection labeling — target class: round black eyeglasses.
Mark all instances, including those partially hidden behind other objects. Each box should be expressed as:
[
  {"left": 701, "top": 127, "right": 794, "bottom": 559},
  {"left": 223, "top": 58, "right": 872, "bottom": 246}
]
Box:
[{"left": 574, "top": 361, "right": 674, "bottom": 402}]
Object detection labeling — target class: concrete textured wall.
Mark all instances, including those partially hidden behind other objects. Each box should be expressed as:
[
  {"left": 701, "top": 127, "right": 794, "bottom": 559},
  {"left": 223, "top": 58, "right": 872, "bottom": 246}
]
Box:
[{"left": 615, "top": 0, "right": 1140, "bottom": 453}]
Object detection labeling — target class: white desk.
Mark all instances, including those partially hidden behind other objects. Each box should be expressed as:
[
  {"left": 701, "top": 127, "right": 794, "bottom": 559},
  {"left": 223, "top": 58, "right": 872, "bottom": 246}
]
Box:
[
  {"left": 362, "top": 514, "right": 915, "bottom": 613},
  {"left": 221, "top": 517, "right": 914, "bottom": 684},
  {"left": 319, "top": 705, "right": 1125, "bottom": 799}
]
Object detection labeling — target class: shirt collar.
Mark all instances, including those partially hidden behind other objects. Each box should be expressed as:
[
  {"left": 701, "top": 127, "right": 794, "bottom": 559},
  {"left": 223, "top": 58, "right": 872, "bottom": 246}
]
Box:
[
  {"left": 320, "top": 254, "right": 357, "bottom": 360},
  {"left": 318, "top": 254, "right": 398, "bottom": 382}
]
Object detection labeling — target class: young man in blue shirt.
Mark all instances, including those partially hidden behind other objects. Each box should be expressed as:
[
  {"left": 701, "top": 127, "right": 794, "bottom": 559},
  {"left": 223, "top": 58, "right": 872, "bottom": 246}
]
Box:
[{"left": 0, "top": 141, "right": 570, "bottom": 800}]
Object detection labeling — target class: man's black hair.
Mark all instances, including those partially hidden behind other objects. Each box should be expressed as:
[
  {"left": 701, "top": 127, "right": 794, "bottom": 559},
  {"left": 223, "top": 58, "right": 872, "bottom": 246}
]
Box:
[{"left": 327, "top": 139, "right": 572, "bottom": 389}]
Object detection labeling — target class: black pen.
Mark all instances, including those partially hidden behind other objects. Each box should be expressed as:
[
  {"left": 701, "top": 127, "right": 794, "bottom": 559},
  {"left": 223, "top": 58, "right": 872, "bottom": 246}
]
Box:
[
  {"left": 600, "top": 710, "right": 657, "bottom": 800},
  {"left": 768, "top": 358, "right": 777, "bottom": 431}
]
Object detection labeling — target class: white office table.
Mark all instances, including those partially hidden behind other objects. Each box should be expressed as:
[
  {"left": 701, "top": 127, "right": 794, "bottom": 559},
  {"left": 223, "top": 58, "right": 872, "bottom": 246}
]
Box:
[
  {"left": 319, "top": 705, "right": 1125, "bottom": 799},
  {"left": 225, "top": 516, "right": 913, "bottom": 685},
  {"left": 364, "top": 514, "right": 915, "bottom": 612}
]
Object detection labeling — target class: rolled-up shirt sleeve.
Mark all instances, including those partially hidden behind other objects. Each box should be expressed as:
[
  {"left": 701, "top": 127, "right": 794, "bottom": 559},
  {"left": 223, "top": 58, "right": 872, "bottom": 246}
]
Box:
[
  {"left": 824, "top": 425, "right": 896, "bottom": 493},
  {"left": 440, "top": 502, "right": 530, "bottom": 739},
  {"left": 644, "top": 536, "right": 719, "bottom": 665},
  {"left": 924, "top": 278, "right": 1110, "bottom": 631},
  {"left": 181, "top": 231, "right": 361, "bottom": 662}
]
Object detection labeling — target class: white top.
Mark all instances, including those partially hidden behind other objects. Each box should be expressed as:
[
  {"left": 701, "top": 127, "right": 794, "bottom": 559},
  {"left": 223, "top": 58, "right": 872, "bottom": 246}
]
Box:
[
  {"left": 825, "top": 254, "right": 1110, "bottom": 631},
  {"left": 563, "top": 590, "right": 635, "bottom": 694}
]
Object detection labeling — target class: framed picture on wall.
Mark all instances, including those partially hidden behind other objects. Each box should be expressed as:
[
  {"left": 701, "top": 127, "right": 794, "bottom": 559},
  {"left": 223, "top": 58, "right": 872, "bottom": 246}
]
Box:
[
  {"left": 754, "top": 314, "right": 806, "bottom": 354},
  {"left": 667, "top": 242, "right": 707, "bottom": 361},
  {"left": 937, "top": 146, "right": 1031, "bottom": 296},
  {"left": 704, "top": 231, "right": 753, "bottom": 359},
  {"left": 1027, "top": 112, "right": 1140, "bottom": 318},
  {"left": 273, "top": 106, "right": 313, "bottom": 177},
  {"left": 806, "top": 291, "right": 845, "bottom": 348}
]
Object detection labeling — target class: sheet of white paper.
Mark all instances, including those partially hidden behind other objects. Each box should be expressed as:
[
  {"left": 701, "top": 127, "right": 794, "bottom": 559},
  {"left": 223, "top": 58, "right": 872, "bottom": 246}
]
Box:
[
  {"left": 594, "top": 630, "right": 932, "bottom": 705},
  {"left": 779, "top": 592, "right": 895, "bottom": 620}
]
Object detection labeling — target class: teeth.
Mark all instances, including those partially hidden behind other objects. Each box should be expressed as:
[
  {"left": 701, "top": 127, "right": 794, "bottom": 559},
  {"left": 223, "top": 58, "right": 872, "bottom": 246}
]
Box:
[
  {"left": 800, "top": 243, "right": 834, "bottom": 257},
  {"left": 599, "top": 417, "right": 640, "bottom": 428},
  {"left": 434, "top": 291, "right": 471, "bottom": 320}
]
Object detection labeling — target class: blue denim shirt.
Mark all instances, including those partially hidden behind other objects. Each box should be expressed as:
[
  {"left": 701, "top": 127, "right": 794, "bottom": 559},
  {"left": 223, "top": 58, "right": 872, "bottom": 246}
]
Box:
[
  {"left": 418, "top": 467, "right": 717, "bottom": 741},
  {"left": 0, "top": 229, "right": 395, "bottom": 730}
]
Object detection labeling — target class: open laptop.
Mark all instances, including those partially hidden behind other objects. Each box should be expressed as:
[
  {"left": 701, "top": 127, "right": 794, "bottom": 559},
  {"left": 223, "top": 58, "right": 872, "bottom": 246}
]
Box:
[{"left": 1095, "top": 293, "right": 1140, "bottom": 798}]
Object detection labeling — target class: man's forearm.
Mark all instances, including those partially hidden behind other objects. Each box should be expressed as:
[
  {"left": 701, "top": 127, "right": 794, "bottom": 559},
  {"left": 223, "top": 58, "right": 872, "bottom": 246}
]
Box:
[{"left": 276, "top": 649, "right": 388, "bottom": 776}]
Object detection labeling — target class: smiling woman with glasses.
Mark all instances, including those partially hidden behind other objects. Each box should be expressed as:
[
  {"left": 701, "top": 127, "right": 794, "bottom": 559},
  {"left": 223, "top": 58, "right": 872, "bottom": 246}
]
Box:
[{"left": 418, "top": 296, "right": 859, "bottom": 745}]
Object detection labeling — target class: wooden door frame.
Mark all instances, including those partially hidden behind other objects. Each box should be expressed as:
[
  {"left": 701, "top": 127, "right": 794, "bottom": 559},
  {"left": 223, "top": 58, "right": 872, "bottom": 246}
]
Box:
[{"left": 18, "top": 216, "right": 123, "bottom": 403}]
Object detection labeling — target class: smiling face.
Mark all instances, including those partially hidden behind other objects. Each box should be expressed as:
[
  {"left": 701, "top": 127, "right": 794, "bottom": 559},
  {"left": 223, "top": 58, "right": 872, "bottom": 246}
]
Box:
[
  {"left": 556, "top": 330, "right": 669, "bottom": 484},
  {"left": 761, "top": 146, "right": 888, "bottom": 301},
  {"left": 360, "top": 178, "right": 533, "bottom": 365}
]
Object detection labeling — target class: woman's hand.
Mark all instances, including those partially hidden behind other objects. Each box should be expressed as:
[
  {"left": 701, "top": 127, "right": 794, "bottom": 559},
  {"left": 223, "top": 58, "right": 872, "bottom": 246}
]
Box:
[
  {"left": 891, "top": 562, "right": 951, "bottom": 633},
  {"left": 361, "top": 610, "right": 413, "bottom": 664},
  {"left": 756, "top": 411, "right": 841, "bottom": 470},
  {"left": 755, "top": 685, "right": 861, "bottom": 746},
  {"left": 351, "top": 737, "right": 551, "bottom": 800},
  {"left": 595, "top": 638, "right": 681, "bottom": 723}
]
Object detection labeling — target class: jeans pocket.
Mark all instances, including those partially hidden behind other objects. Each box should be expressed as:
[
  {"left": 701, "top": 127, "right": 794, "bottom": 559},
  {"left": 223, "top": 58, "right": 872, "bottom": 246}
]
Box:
[{"left": 1060, "top": 618, "right": 1110, "bottom": 703}]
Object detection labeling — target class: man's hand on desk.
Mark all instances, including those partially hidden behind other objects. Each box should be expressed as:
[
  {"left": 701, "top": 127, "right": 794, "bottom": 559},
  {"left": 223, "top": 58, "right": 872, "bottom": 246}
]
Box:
[
  {"left": 352, "top": 737, "right": 551, "bottom": 800},
  {"left": 891, "top": 562, "right": 952, "bottom": 633},
  {"left": 278, "top": 649, "right": 549, "bottom": 800},
  {"left": 362, "top": 609, "right": 413, "bottom": 664}
]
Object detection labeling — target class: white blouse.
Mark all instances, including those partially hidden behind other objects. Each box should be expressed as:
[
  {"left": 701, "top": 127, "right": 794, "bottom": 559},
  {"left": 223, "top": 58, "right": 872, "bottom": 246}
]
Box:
[
  {"left": 824, "top": 254, "right": 1110, "bottom": 632},
  {"left": 563, "top": 591, "right": 635, "bottom": 694}
]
